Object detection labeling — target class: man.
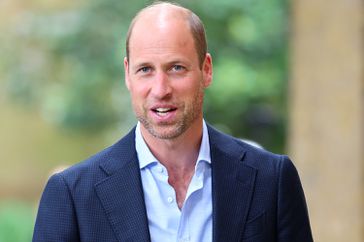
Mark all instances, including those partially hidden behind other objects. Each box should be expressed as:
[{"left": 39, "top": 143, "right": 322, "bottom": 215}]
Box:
[{"left": 33, "top": 2, "right": 313, "bottom": 242}]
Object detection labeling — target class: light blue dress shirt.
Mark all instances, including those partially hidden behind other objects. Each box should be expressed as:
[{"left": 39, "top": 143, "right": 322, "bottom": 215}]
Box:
[{"left": 135, "top": 121, "right": 212, "bottom": 242}]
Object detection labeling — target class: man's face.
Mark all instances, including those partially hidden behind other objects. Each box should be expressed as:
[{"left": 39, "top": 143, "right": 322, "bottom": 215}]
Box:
[{"left": 124, "top": 13, "right": 212, "bottom": 139}]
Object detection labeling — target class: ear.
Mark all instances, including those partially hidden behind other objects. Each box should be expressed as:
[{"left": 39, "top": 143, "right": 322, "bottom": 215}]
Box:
[
  {"left": 124, "top": 57, "right": 131, "bottom": 90},
  {"left": 202, "top": 53, "right": 213, "bottom": 88}
]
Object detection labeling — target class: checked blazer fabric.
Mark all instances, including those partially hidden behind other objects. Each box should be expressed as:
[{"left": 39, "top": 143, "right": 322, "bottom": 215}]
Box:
[{"left": 33, "top": 124, "right": 313, "bottom": 242}]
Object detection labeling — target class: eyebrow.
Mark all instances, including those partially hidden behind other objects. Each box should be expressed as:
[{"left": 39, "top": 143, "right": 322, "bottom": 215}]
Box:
[{"left": 131, "top": 62, "right": 153, "bottom": 72}]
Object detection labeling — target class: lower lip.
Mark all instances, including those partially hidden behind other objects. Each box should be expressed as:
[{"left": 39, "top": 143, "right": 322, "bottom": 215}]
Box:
[{"left": 150, "top": 109, "right": 177, "bottom": 123}]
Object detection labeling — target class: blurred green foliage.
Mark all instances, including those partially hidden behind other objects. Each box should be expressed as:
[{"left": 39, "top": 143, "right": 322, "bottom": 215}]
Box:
[
  {"left": 1, "top": 0, "right": 289, "bottom": 152},
  {"left": 0, "top": 0, "right": 289, "bottom": 240},
  {"left": 0, "top": 201, "right": 34, "bottom": 242}
]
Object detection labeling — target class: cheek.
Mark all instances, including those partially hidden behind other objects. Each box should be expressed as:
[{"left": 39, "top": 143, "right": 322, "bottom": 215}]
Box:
[
  {"left": 129, "top": 83, "right": 149, "bottom": 99},
  {"left": 175, "top": 74, "right": 203, "bottom": 91},
  {"left": 183, "top": 80, "right": 204, "bottom": 96},
  {"left": 130, "top": 93, "right": 145, "bottom": 114}
]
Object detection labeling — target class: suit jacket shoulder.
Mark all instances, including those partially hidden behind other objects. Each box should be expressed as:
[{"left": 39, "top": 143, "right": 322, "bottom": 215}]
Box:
[
  {"left": 61, "top": 127, "right": 137, "bottom": 181},
  {"left": 207, "top": 124, "right": 313, "bottom": 242},
  {"left": 33, "top": 127, "right": 151, "bottom": 242}
]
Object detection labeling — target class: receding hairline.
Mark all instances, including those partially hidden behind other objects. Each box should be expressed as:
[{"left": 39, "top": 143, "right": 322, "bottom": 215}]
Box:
[
  {"left": 134, "top": 2, "right": 189, "bottom": 22},
  {"left": 126, "top": 2, "right": 192, "bottom": 51},
  {"left": 125, "top": 2, "right": 207, "bottom": 67}
]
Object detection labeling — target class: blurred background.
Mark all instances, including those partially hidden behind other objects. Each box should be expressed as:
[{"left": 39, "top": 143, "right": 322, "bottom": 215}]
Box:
[{"left": 0, "top": 0, "right": 363, "bottom": 241}]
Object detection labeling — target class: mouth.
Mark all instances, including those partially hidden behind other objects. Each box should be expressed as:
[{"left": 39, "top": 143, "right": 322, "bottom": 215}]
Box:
[{"left": 151, "top": 107, "right": 177, "bottom": 117}]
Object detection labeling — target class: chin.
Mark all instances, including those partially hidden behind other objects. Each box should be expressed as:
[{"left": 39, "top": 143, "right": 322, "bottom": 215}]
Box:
[
  {"left": 150, "top": 128, "right": 183, "bottom": 140},
  {"left": 146, "top": 123, "right": 187, "bottom": 140}
]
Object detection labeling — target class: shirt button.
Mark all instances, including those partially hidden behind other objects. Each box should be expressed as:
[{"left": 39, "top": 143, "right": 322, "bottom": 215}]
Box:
[{"left": 167, "top": 197, "right": 174, "bottom": 203}]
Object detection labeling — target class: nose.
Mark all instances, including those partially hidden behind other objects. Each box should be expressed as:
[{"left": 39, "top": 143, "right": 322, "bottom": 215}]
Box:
[{"left": 151, "top": 71, "right": 172, "bottom": 99}]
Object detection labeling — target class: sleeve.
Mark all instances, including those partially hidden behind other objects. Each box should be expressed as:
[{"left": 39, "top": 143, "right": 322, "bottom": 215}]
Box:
[
  {"left": 32, "top": 173, "right": 80, "bottom": 242},
  {"left": 277, "top": 156, "right": 314, "bottom": 242}
]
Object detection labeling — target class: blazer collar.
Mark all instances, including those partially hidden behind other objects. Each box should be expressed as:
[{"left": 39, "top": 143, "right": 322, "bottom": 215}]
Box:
[
  {"left": 94, "top": 125, "right": 257, "bottom": 242},
  {"left": 95, "top": 128, "right": 151, "bottom": 242},
  {"left": 208, "top": 125, "right": 257, "bottom": 242}
]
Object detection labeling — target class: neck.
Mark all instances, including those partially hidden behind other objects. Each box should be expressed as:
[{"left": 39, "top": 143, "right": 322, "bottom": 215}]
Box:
[
  {"left": 140, "top": 118, "right": 204, "bottom": 209},
  {"left": 140, "top": 119, "right": 203, "bottom": 171}
]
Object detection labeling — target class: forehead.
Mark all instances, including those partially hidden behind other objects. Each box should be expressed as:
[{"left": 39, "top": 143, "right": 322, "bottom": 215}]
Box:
[{"left": 128, "top": 9, "right": 198, "bottom": 64}]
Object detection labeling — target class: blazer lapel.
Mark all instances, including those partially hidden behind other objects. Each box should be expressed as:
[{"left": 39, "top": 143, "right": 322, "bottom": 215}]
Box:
[
  {"left": 94, "top": 129, "right": 151, "bottom": 242},
  {"left": 208, "top": 126, "right": 257, "bottom": 242}
]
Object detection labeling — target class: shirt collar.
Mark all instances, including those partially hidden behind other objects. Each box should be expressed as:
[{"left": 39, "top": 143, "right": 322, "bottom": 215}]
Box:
[
  {"left": 135, "top": 120, "right": 211, "bottom": 170},
  {"left": 135, "top": 122, "right": 158, "bottom": 169}
]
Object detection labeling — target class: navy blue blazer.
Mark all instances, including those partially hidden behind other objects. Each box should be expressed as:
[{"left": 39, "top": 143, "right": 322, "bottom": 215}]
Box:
[{"left": 33, "top": 125, "right": 313, "bottom": 242}]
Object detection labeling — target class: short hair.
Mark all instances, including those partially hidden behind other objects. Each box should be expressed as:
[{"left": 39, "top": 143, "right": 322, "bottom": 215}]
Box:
[{"left": 125, "top": 2, "right": 207, "bottom": 68}]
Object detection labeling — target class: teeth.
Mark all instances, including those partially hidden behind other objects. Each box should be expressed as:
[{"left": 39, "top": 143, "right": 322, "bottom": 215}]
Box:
[{"left": 155, "top": 108, "right": 171, "bottom": 113}]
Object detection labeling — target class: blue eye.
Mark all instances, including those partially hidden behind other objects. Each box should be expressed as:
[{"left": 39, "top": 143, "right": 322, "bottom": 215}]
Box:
[
  {"left": 172, "top": 65, "right": 184, "bottom": 72},
  {"left": 140, "top": 67, "right": 151, "bottom": 73},
  {"left": 137, "top": 66, "right": 152, "bottom": 74}
]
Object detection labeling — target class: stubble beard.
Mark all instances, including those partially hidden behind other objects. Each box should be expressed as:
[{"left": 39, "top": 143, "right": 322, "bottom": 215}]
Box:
[{"left": 135, "top": 88, "right": 204, "bottom": 140}]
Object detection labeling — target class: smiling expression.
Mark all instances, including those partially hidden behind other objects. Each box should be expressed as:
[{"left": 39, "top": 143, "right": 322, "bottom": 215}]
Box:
[{"left": 124, "top": 8, "right": 212, "bottom": 140}]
